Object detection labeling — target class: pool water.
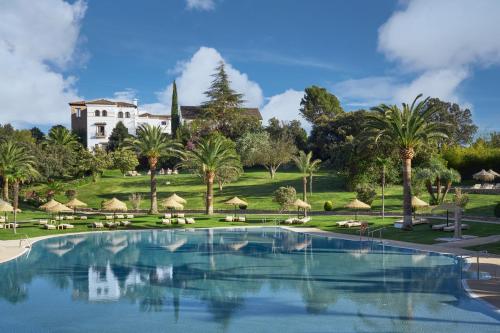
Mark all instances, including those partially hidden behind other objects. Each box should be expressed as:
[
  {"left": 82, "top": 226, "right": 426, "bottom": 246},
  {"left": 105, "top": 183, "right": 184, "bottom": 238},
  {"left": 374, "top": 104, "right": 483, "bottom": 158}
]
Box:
[{"left": 0, "top": 228, "right": 498, "bottom": 332}]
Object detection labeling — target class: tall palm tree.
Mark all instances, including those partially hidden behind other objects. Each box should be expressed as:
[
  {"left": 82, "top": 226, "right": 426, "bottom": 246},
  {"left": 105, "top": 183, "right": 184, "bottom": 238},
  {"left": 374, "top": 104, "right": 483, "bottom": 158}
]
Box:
[
  {"left": 181, "top": 135, "right": 240, "bottom": 215},
  {"left": 292, "top": 151, "right": 321, "bottom": 202},
  {"left": 46, "top": 126, "right": 79, "bottom": 148},
  {"left": 366, "top": 94, "right": 448, "bottom": 230},
  {"left": 0, "top": 141, "right": 38, "bottom": 233},
  {"left": 126, "top": 125, "right": 180, "bottom": 214},
  {"left": 0, "top": 141, "right": 26, "bottom": 201}
]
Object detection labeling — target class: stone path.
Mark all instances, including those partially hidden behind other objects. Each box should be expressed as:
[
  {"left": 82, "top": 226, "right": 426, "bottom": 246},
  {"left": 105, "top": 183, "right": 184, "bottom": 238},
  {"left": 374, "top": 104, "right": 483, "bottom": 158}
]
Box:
[{"left": 435, "top": 234, "right": 500, "bottom": 248}]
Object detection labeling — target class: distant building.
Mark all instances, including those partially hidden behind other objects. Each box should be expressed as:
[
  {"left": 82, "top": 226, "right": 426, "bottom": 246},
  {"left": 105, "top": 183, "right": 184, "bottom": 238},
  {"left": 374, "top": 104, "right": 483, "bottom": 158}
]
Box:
[
  {"left": 70, "top": 99, "right": 171, "bottom": 150},
  {"left": 70, "top": 100, "right": 261, "bottom": 150}
]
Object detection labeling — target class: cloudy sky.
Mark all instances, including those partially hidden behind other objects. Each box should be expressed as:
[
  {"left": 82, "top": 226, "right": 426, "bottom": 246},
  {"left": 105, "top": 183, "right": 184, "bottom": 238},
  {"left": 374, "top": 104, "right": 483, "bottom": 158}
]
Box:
[{"left": 1, "top": 0, "right": 500, "bottom": 134}]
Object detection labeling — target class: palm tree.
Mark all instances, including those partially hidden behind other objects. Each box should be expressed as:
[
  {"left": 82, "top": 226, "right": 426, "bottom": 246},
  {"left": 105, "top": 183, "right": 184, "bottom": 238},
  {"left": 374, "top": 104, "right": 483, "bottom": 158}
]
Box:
[
  {"left": 376, "top": 157, "right": 391, "bottom": 220},
  {"left": 126, "top": 125, "right": 180, "bottom": 214},
  {"left": 292, "top": 151, "right": 321, "bottom": 202},
  {"left": 181, "top": 135, "right": 240, "bottom": 215},
  {"left": 366, "top": 94, "right": 448, "bottom": 230},
  {"left": 46, "top": 126, "right": 79, "bottom": 148},
  {"left": 0, "top": 142, "right": 38, "bottom": 233},
  {"left": 0, "top": 141, "right": 29, "bottom": 201}
]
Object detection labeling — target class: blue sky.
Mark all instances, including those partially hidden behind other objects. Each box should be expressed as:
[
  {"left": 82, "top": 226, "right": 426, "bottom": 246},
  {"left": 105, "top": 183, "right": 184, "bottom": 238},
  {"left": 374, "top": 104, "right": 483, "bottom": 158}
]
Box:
[{"left": 1, "top": 0, "right": 500, "bottom": 134}]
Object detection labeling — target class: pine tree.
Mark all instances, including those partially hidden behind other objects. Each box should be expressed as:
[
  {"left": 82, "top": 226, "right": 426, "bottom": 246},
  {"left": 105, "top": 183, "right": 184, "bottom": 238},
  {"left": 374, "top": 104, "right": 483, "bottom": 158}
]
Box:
[
  {"left": 107, "top": 121, "right": 130, "bottom": 152},
  {"left": 203, "top": 61, "right": 244, "bottom": 118},
  {"left": 170, "top": 80, "right": 180, "bottom": 138}
]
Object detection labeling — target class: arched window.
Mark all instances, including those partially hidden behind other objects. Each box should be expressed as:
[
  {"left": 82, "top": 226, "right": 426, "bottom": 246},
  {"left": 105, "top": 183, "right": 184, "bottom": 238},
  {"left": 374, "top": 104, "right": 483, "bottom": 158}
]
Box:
[
  {"left": 118, "top": 111, "right": 124, "bottom": 118},
  {"left": 125, "top": 112, "right": 130, "bottom": 118},
  {"left": 102, "top": 110, "right": 108, "bottom": 117},
  {"left": 95, "top": 110, "right": 100, "bottom": 117}
]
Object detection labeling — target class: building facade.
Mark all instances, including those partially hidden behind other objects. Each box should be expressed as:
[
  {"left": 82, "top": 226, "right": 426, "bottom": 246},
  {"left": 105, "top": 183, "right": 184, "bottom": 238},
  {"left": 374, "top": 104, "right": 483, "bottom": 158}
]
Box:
[{"left": 70, "top": 99, "right": 171, "bottom": 150}]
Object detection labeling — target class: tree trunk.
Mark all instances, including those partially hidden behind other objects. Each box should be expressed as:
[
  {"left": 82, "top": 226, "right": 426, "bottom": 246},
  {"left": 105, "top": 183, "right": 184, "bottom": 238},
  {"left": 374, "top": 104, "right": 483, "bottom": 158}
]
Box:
[
  {"left": 218, "top": 179, "right": 223, "bottom": 191},
  {"left": 302, "top": 176, "right": 307, "bottom": 201},
  {"left": 402, "top": 158, "right": 413, "bottom": 230},
  {"left": 454, "top": 207, "right": 462, "bottom": 239},
  {"left": 436, "top": 177, "right": 441, "bottom": 204},
  {"left": 149, "top": 160, "right": 158, "bottom": 214},
  {"left": 2, "top": 178, "right": 8, "bottom": 201},
  {"left": 269, "top": 167, "right": 276, "bottom": 179},
  {"left": 425, "top": 180, "right": 436, "bottom": 203},
  {"left": 13, "top": 180, "right": 19, "bottom": 234},
  {"left": 206, "top": 172, "right": 215, "bottom": 215},
  {"left": 381, "top": 166, "right": 385, "bottom": 219},
  {"left": 442, "top": 181, "right": 452, "bottom": 202},
  {"left": 309, "top": 173, "right": 313, "bottom": 196}
]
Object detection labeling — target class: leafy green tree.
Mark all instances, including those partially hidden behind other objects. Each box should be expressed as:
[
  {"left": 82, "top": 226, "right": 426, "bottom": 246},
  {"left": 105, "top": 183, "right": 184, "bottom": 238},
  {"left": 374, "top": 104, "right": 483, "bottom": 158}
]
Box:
[
  {"left": 203, "top": 61, "right": 244, "bottom": 117},
  {"left": 107, "top": 122, "right": 130, "bottom": 152},
  {"left": 30, "top": 127, "right": 45, "bottom": 144},
  {"left": 487, "top": 131, "right": 500, "bottom": 148},
  {"left": 292, "top": 151, "right": 321, "bottom": 201},
  {"left": 216, "top": 164, "right": 242, "bottom": 191},
  {"left": 46, "top": 125, "right": 79, "bottom": 149},
  {"left": 171, "top": 80, "right": 180, "bottom": 138},
  {"left": 366, "top": 94, "right": 448, "bottom": 230},
  {"left": 427, "top": 98, "right": 477, "bottom": 146},
  {"left": 237, "top": 131, "right": 297, "bottom": 179},
  {"left": 299, "top": 86, "right": 344, "bottom": 124},
  {"left": 355, "top": 183, "right": 377, "bottom": 205},
  {"left": 43, "top": 180, "right": 65, "bottom": 200},
  {"left": 112, "top": 148, "right": 139, "bottom": 176},
  {"left": 181, "top": 135, "right": 241, "bottom": 215},
  {"left": 273, "top": 186, "right": 296, "bottom": 213},
  {"left": 266, "top": 118, "right": 307, "bottom": 151},
  {"left": 34, "top": 145, "right": 77, "bottom": 180},
  {"left": 79, "top": 147, "right": 112, "bottom": 182},
  {"left": 126, "top": 124, "right": 181, "bottom": 214}
]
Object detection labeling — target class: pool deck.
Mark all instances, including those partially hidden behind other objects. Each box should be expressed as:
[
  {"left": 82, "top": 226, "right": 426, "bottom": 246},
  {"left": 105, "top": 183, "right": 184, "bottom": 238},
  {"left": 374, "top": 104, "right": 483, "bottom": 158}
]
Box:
[{"left": 1, "top": 227, "right": 499, "bottom": 311}]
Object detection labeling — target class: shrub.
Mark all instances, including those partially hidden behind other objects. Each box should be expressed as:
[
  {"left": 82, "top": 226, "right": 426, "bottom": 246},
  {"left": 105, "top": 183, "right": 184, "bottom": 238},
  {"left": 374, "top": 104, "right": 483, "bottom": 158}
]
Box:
[
  {"left": 355, "top": 183, "right": 377, "bottom": 205},
  {"left": 494, "top": 203, "right": 500, "bottom": 218},
  {"left": 273, "top": 186, "right": 296, "bottom": 212},
  {"left": 129, "top": 193, "right": 142, "bottom": 211},
  {"left": 324, "top": 201, "right": 333, "bottom": 211}
]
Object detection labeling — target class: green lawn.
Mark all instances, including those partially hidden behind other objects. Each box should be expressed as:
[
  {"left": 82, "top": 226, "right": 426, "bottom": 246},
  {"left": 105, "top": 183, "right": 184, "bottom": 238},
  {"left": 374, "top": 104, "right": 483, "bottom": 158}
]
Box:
[
  {"left": 29, "top": 169, "right": 500, "bottom": 217},
  {"left": 465, "top": 242, "right": 500, "bottom": 255},
  {"left": 2, "top": 213, "right": 499, "bottom": 246}
]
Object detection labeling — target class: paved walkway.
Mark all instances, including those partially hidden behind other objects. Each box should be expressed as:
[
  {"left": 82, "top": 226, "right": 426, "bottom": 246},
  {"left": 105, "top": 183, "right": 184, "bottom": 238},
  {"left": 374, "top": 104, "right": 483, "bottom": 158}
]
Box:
[{"left": 435, "top": 235, "right": 500, "bottom": 248}]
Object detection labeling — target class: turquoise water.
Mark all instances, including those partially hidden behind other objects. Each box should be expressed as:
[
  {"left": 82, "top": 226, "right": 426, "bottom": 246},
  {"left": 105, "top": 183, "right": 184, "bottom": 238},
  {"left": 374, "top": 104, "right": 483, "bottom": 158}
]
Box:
[{"left": 0, "top": 228, "right": 498, "bottom": 332}]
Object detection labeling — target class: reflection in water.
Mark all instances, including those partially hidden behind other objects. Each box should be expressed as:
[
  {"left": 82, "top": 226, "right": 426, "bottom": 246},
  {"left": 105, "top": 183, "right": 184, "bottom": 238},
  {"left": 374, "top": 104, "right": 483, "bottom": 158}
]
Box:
[{"left": 0, "top": 228, "right": 499, "bottom": 332}]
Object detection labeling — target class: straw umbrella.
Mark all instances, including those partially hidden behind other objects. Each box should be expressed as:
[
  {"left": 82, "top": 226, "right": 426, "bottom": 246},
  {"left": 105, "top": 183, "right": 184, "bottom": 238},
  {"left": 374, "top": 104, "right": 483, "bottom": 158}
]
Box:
[
  {"left": 224, "top": 197, "right": 248, "bottom": 217},
  {"left": 293, "top": 199, "right": 311, "bottom": 217},
  {"left": 345, "top": 199, "right": 371, "bottom": 221},
  {"left": 45, "top": 202, "right": 73, "bottom": 225},
  {"left": 162, "top": 197, "right": 184, "bottom": 216},
  {"left": 102, "top": 197, "right": 128, "bottom": 222},
  {"left": 0, "top": 200, "right": 13, "bottom": 223},
  {"left": 39, "top": 199, "right": 61, "bottom": 210},
  {"left": 411, "top": 196, "right": 429, "bottom": 219},
  {"left": 488, "top": 169, "right": 500, "bottom": 179},
  {"left": 473, "top": 169, "right": 495, "bottom": 183},
  {"left": 166, "top": 193, "right": 187, "bottom": 205},
  {"left": 66, "top": 198, "right": 88, "bottom": 214}
]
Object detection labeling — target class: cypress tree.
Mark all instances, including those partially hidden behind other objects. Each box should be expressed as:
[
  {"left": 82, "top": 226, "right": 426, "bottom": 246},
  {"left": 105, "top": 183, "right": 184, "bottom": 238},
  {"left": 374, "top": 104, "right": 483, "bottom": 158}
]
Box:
[{"left": 171, "top": 80, "right": 180, "bottom": 138}]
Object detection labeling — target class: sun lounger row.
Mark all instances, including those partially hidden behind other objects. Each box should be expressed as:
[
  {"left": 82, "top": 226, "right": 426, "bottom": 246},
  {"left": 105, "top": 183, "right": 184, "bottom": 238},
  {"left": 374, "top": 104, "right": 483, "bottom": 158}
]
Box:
[
  {"left": 43, "top": 223, "right": 74, "bottom": 230},
  {"left": 393, "top": 218, "right": 429, "bottom": 228},
  {"left": 225, "top": 216, "right": 246, "bottom": 222},
  {"left": 0, "top": 223, "right": 19, "bottom": 229},
  {"left": 88, "top": 221, "right": 132, "bottom": 228},
  {"left": 104, "top": 214, "right": 135, "bottom": 220},
  {"left": 336, "top": 220, "right": 365, "bottom": 228},
  {"left": 164, "top": 213, "right": 184, "bottom": 218},
  {"left": 431, "top": 223, "right": 469, "bottom": 231},
  {"left": 126, "top": 170, "right": 141, "bottom": 176},
  {"left": 283, "top": 217, "right": 311, "bottom": 224},
  {"left": 471, "top": 183, "right": 500, "bottom": 190},
  {"left": 161, "top": 218, "right": 195, "bottom": 225}
]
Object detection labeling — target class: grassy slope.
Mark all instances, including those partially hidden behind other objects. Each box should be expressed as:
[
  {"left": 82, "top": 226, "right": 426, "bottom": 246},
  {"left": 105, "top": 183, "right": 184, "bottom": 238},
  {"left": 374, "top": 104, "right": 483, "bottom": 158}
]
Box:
[{"left": 44, "top": 169, "right": 499, "bottom": 216}]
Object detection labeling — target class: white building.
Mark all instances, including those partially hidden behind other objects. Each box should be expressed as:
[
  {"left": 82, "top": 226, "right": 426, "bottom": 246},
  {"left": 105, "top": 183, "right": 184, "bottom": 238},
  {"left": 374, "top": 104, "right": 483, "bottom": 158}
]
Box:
[{"left": 70, "top": 98, "right": 171, "bottom": 150}]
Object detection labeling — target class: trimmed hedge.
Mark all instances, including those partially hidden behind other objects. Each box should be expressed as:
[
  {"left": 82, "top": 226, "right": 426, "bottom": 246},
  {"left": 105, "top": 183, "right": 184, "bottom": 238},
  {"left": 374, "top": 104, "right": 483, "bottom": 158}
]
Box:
[{"left": 442, "top": 145, "right": 500, "bottom": 179}]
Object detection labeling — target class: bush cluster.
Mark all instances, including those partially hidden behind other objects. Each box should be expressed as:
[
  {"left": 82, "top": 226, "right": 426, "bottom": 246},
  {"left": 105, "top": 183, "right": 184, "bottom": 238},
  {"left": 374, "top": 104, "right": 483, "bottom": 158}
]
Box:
[
  {"left": 443, "top": 145, "right": 500, "bottom": 179},
  {"left": 323, "top": 201, "right": 333, "bottom": 211}
]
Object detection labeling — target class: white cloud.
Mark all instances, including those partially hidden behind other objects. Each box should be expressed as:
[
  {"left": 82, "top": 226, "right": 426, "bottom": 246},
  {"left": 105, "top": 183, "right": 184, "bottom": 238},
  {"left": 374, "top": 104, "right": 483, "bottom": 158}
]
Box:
[
  {"left": 112, "top": 88, "right": 137, "bottom": 102},
  {"left": 0, "top": 0, "right": 86, "bottom": 127},
  {"left": 261, "top": 89, "right": 306, "bottom": 128},
  {"left": 186, "top": 0, "right": 215, "bottom": 11},
  {"left": 142, "top": 47, "right": 264, "bottom": 113},
  {"left": 337, "top": 0, "right": 500, "bottom": 110}
]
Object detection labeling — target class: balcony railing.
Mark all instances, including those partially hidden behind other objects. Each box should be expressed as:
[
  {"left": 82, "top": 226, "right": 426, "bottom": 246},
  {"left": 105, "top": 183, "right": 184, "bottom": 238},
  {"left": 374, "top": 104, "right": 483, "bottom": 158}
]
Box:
[{"left": 95, "top": 133, "right": 106, "bottom": 138}]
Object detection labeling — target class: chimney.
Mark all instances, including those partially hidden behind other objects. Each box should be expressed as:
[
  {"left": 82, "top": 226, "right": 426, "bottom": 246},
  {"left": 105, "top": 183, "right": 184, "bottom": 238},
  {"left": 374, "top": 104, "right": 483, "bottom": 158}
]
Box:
[{"left": 133, "top": 98, "right": 138, "bottom": 106}]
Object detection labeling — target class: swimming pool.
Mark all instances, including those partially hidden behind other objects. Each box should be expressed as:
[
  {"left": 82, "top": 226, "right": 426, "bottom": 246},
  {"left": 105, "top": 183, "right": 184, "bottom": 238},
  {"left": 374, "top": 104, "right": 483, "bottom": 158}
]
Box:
[{"left": 0, "top": 228, "right": 498, "bottom": 332}]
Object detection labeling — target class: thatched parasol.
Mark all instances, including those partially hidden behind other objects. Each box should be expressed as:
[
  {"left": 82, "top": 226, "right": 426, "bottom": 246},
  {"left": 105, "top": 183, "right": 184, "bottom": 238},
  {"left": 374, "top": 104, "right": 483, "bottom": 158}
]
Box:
[
  {"left": 162, "top": 197, "right": 184, "bottom": 216},
  {"left": 167, "top": 193, "right": 187, "bottom": 205},
  {"left": 0, "top": 200, "right": 13, "bottom": 222},
  {"left": 411, "top": 196, "right": 429, "bottom": 218},
  {"left": 293, "top": 199, "right": 311, "bottom": 217},
  {"left": 224, "top": 196, "right": 248, "bottom": 217},
  {"left": 39, "top": 199, "right": 61, "bottom": 210},
  {"left": 66, "top": 198, "right": 88, "bottom": 213},
  {"left": 102, "top": 198, "right": 127, "bottom": 222},
  {"left": 345, "top": 199, "right": 371, "bottom": 221},
  {"left": 473, "top": 169, "right": 495, "bottom": 183},
  {"left": 44, "top": 202, "right": 73, "bottom": 224}
]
